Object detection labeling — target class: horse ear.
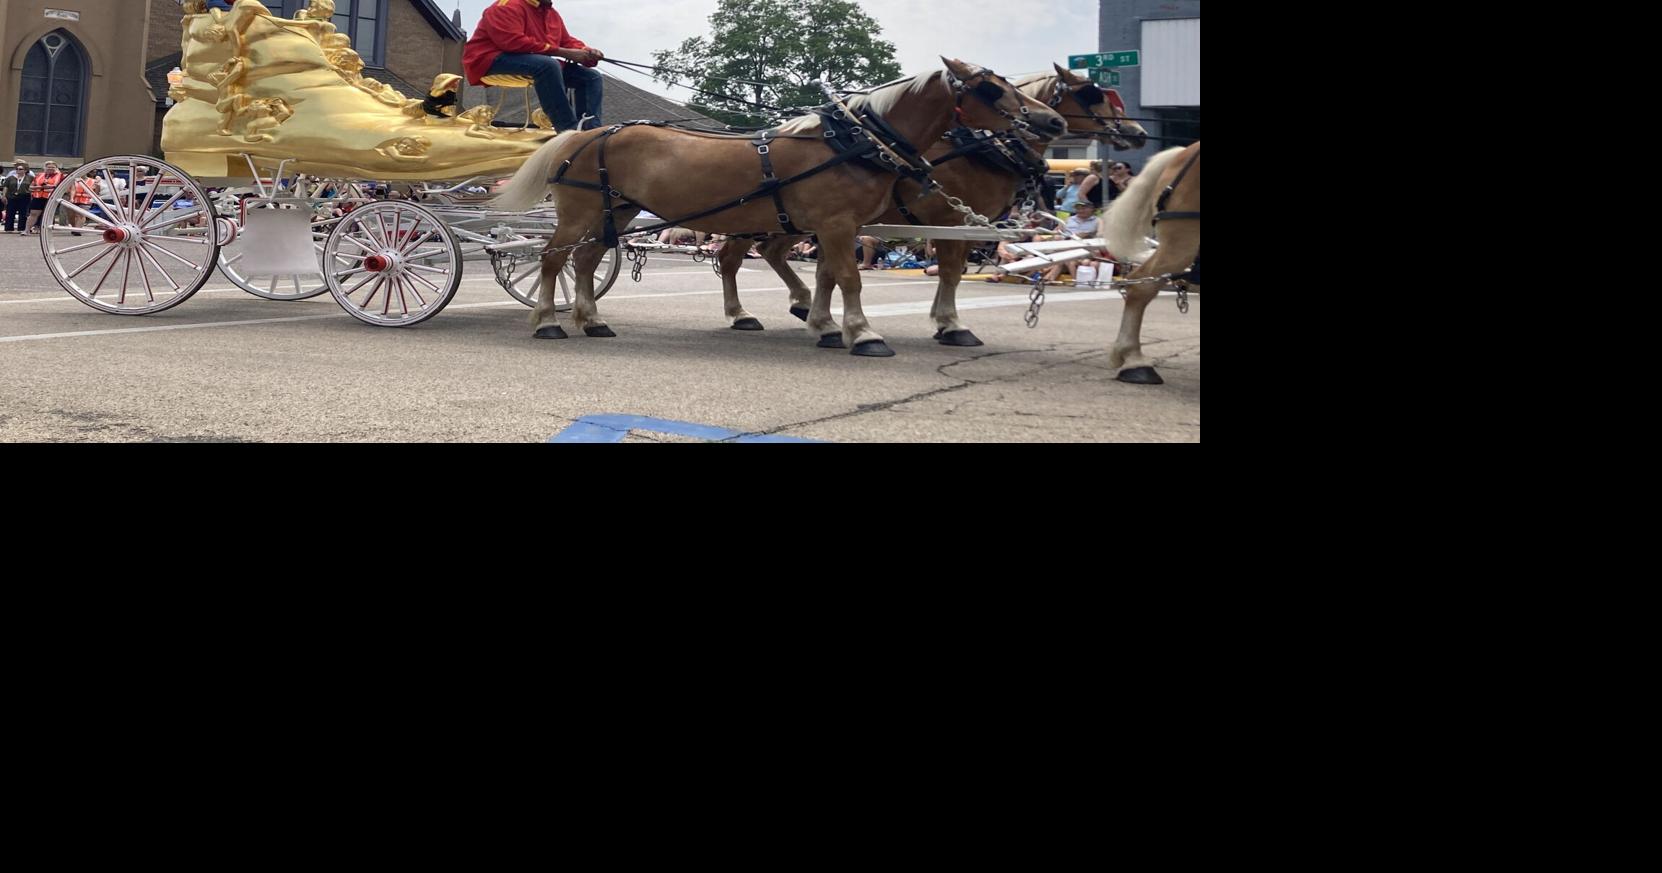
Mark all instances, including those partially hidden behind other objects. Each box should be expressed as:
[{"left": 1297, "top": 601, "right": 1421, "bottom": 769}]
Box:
[
  {"left": 941, "top": 57, "right": 975, "bottom": 79},
  {"left": 1054, "top": 63, "right": 1083, "bottom": 84}
]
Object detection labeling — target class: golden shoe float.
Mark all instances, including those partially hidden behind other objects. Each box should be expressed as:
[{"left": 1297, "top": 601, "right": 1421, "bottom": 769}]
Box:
[{"left": 165, "top": 0, "right": 558, "bottom": 180}]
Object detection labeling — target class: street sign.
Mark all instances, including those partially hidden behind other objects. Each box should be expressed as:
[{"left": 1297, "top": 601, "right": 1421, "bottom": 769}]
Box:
[
  {"left": 1069, "top": 51, "right": 1140, "bottom": 69},
  {"left": 1089, "top": 69, "right": 1121, "bottom": 87}
]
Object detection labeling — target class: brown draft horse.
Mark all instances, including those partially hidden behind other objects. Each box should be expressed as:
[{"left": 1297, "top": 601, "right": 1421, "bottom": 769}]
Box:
[
  {"left": 713, "top": 64, "right": 1149, "bottom": 346},
  {"left": 491, "top": 58, "right": 1065, "bottom": 356},
  {"left": 1103, "top": 141, "right": 1200, "bottom": 384}
]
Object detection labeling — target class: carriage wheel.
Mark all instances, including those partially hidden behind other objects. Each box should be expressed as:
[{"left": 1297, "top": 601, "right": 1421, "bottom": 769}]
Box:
[
  {"left": 322, "top": 201, "right": 462, "bottom": 327},
  {"left": 39, "top": 156, "right": 219, "bottom": 316},
  {"left": 216, "top": 202, "right": 342, "bottom": 301},
  {"left": 499, "top": 244, "right": 621, "bottom": 311}
]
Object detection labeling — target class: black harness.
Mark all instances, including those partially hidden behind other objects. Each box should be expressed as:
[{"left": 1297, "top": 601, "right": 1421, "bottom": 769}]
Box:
[
  {"left": 891, "top": 129, "right": 1048, "bottom": 226},
  {"left": 1153, "top": 147, "right": 1201, "bottom": 284},
  {"left": 547, "top": 69, "right": 1024, "bottom": 248},
  {"left": 1154, "top": 147, "right": 1201, "bottom": 223}
]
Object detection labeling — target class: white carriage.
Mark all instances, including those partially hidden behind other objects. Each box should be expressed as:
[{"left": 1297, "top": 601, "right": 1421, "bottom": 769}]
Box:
[{"left": 36, "top": 153, "right": 624, "bottom": 327}]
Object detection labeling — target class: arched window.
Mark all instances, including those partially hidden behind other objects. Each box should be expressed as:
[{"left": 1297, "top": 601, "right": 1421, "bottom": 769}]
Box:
[{"left": 15, "top": 30, "right": 87, "bottom": 157}]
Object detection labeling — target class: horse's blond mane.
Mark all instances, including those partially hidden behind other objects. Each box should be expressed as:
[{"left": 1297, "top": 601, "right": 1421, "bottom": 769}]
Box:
[
  {"left": 774, "top": 70, "right": 947, "bottom": 135},
  {"left": 1013, "top": 72, "right": 1060, "bottom": 99}
]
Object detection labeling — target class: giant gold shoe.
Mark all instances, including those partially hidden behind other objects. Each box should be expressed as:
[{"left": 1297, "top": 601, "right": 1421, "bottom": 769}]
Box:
[{"left": 163, "top": 0, "right": 558, "bottom": 180}]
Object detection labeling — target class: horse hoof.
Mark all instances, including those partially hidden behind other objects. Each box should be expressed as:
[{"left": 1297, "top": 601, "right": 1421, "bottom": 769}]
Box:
[
  {"left": 817, "top": 333, "right": 846, "bottom": 349},
  {"left": 851, "top": 340, "right": 896, "bottom": 358},
  {"left": 1118, "top": 366, "right": 1164, "bottom": 385},
  {"left": 584, "top": 325, "right": 617, "bottom": 338},
  {"left": 533, "top": 326, "right": 568, "bottom": 340},
  {"left": 789, "top": 306, "right": 810, "bottom": 322},
  {"left": 731, "top": 317, "right": 765, "bottom": 331},
  {"left": 934, "top": 329, "right": 984, "bottom": 347}
]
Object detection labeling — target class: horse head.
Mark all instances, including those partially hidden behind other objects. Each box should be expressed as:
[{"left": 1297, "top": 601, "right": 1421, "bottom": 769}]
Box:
[
  {"left": 942, "top": 57, "right": 1066, "bottom": 139},
  {"left": 1051, "top": 64, "right": 1148, "bottom": 150}
]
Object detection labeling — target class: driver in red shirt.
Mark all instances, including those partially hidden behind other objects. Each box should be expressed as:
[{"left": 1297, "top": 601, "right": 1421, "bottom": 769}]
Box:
[{"left": 463, "top": 0, "right": 605, "bottom": 132}]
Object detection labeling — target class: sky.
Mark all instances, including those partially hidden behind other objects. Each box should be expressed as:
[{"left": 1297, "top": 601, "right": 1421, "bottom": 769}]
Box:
[{"left": 452, "top": 0, "right": 1099, "bottom": 103}]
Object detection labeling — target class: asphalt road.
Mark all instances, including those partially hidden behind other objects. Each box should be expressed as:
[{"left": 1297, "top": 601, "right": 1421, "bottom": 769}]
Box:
[{"left": 0, "top": 230, "right": 1200, "bottom": 442}]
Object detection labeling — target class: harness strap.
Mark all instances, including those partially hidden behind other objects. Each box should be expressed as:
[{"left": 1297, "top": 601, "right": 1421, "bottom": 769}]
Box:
[
  {"left": 596, "top": 126, "right": 621, "bottom": 248},
  {"left": 544, "top": 114, "right": 950, "bottom": 247},
  {"left": 1155, "top": 146, "right": 1202, "bottom": 217},
  {"left": 755, "top": 131, "right": 802, "bottom": 235},
  {"left": 892, "top": 182, "right": 924, "bottom": 226}
]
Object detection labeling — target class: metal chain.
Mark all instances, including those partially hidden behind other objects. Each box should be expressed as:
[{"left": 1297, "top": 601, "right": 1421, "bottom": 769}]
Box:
[
  {"left": 1174, "top": 281, "right": 1189, "bottom": 315},
  {"left": 932, "top": 187, "right": 997, "bottom": 229},
  {"left": 631, "top": 246, "right": 647, "bottom": 282},
  {"left": 1025, "top": 275, "right": 1047, "bottom": 328}
]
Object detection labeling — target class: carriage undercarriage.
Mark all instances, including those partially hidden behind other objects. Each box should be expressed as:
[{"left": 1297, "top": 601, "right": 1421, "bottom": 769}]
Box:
[
  {"left": 37, "top": 154, "right": 631, "bottom": 328},
  {"left": 39, "top": 153, "right": 1072, "bottom": 331}
]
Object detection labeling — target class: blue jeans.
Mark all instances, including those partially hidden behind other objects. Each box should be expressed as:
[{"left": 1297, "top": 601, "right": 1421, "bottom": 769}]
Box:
[{"left": 487, "top": 54, "right": 603, "bottom": 132}]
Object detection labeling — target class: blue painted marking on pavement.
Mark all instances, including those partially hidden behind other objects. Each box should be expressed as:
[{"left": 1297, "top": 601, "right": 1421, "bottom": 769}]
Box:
[{"left": 549, "top": 415, "right": 820, "bottom": 443}]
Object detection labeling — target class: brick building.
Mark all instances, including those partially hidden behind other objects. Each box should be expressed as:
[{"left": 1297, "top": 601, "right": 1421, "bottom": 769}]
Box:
[
  {"left": 4, "top": 0, "right": 160, "bottom": 164},
  {"left": 7, "top": 0, "right": 717, "bottom": 166}
]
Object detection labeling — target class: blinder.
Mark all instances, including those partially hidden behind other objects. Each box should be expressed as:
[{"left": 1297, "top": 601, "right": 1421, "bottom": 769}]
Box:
[{"left": 973, "top": 80, "right": 1006, "bottom": 104}]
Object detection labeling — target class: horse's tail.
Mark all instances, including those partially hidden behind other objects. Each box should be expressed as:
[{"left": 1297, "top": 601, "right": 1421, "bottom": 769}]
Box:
[
  {"left": 1105, "top": 145, "right": 1188, "bottom": 265},
  {"left": 492, "top": 131, "right": 582, "bottom": 213}
]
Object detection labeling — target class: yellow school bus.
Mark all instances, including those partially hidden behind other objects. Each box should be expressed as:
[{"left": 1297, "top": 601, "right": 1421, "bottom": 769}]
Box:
[{"left": 1046, "top": 159, "right": 1095, "bottom": 176}]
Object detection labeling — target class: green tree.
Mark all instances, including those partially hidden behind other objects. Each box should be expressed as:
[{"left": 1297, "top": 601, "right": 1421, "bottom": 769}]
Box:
[{"left": 651, "top": 0, "right": 902, "bottom": 126}]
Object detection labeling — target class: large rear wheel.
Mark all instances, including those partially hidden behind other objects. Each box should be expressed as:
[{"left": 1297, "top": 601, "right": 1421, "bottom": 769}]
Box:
[{"left": 39, "top": 156, "right": 219, "bottom": 315}]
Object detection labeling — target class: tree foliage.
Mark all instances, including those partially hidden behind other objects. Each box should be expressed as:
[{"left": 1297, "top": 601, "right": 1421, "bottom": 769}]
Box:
[{"left": 651, "top": 0, "right": 902, "bottom": 125}]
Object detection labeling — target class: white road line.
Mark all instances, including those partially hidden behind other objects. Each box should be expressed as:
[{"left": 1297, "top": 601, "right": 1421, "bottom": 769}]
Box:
[
  {"left": 0, "top": 313, "right": 346, "bottom": 343},
  {"left": 0, "top": 283, "right": 1150, "bottom": 344},
  {"left": 0, "top": 268, "right": 759, "bottom": 305}
]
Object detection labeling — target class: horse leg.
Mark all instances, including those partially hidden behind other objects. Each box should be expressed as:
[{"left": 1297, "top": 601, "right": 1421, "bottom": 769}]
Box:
[
  {"left": 718, "top": 238, "right": 762, "bottom": 330},
  {"left": 759, "top": 236, "right": 813, "bottom": 321},
  {"left": 570, "top": 238, "right": 616, "bottom": 337},
  {"left": 821, "top": 225, "right": 892, "bottom": 357},
  {"left": 929, "top": 239, "right": 983, "bottom": 347},
  {"left": 531, "top": 221, "right": 588, "bottom": 339},
  {"left": 806, "top": 254, "right": 844, "bottom": 349},
  {"left": 1109, "top": 233, "right": 1197, "bottom": 384},
  {"left": 1108, "top": 270, "right": 1160, "bottom": 379}
]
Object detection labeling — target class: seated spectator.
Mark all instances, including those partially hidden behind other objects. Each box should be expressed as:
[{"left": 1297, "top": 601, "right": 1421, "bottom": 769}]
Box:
[
  {"left": 657, "top": 227, "right": 703, "bottom": 246},
  {"left": 855, "top": 235, "right": 889, "bottom": 270},
  {"left": 1042, "top": 201, "right": 1101, "bottom": 283}
]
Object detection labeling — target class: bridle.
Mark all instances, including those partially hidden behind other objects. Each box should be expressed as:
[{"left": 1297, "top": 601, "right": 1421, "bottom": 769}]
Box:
[
  {"left": 945, "top": 66, "right": 1036, "bottom": 134},
  {"left": 1048, "top": 77, "right": 1133, "bottom": 147}
]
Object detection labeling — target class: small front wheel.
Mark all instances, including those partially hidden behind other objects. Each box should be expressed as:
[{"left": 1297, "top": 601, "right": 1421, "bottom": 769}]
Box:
[{"left": 322, "top": 202, "right": 462, "bottom": 327}]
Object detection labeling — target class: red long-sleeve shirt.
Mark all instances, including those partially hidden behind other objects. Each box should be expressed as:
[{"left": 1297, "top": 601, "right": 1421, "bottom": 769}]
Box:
[{"left": 462, "top": 0, "right": 592, "bottom": 86}]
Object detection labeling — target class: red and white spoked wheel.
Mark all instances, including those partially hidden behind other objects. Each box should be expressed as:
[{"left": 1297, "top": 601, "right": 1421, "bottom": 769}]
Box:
[
  {"left": 40, "top": 156, "right": 219, "bottom": 316},
  {"left": 322, "top": 201, "right": 462, "bottom": 327},
  {"left": 498, "top": 241, "right": 622, "bottom": 313}
]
